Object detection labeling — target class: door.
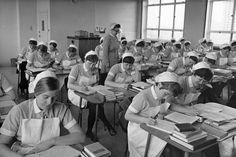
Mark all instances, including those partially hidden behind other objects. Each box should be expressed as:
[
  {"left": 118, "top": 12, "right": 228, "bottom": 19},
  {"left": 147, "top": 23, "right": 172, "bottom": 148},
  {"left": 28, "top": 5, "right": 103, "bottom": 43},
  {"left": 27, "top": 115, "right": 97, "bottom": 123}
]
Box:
[{"left": 37, "top": 0, "right": 50, "bottom": 43}]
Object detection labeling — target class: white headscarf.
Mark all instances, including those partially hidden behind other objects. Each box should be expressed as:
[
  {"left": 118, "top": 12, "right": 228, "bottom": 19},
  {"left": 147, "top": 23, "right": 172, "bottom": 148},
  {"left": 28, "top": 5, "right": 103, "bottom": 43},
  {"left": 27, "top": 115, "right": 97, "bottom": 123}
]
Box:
[
  {"left": 155, "top": 72, "right": 178, "bottom": 83},
  {"left": 84, "top": 50, "right": 98, "bottom": 59},
  {"left": 32, "top": 70, "right": 57, "bottom": 91}
]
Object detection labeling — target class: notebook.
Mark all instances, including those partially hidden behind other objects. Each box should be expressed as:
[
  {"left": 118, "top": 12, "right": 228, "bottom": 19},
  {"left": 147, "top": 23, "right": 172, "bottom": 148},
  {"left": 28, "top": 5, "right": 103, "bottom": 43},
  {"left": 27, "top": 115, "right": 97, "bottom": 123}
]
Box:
[{"left": 164, "top": 112, "right": 199, "bottom": 124}]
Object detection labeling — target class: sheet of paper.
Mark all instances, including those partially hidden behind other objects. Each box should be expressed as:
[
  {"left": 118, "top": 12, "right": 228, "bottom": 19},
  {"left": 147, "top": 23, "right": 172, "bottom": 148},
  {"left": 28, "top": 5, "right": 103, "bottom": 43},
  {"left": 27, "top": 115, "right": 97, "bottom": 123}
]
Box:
[
  {"left": 25, "top": 146, "right": 81, "bottom": 157},
  {"left": 193, "top": 103, "right": 223, "bottom": 113},
  {"left": 164, "top": 112, "right": 199, "bottom": 124},
  {"left": 200, "top": 112, "right": 235, "bottom": 122}
]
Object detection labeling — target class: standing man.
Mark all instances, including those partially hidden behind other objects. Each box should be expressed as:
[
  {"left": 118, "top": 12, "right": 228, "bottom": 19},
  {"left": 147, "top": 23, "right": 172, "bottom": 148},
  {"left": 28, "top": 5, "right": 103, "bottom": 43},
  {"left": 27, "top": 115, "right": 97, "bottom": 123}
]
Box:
[{"left": 101, "top": 23, "right": 121, "bottom": 84}]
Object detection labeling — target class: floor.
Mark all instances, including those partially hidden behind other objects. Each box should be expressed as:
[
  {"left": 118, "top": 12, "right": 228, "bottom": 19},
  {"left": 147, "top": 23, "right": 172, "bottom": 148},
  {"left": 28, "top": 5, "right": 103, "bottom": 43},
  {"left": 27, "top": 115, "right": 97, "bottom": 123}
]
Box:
[{"left": 1, "top": 66, "right": 236, "bottom": 157}]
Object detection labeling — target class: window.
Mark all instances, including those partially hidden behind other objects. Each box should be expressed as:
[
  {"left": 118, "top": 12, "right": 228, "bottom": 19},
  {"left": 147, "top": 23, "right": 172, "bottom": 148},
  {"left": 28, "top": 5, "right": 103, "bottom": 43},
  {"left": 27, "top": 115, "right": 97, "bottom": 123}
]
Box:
[
  {"left": 145, "top": 0, "right": 186, "bottom": 40},
  {"left": 205, "top": 0, "right": 236, "bottom": 45}
]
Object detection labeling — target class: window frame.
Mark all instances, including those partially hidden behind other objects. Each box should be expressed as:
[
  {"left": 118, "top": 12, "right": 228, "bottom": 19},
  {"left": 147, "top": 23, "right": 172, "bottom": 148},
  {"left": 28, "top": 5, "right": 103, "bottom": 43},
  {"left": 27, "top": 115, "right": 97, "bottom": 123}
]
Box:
[
  {"left": 205, "top": 0, "right": 236, "bottom": 44},
  {"left": 145, "top": 0, "right": 186, "bottom": 40}
]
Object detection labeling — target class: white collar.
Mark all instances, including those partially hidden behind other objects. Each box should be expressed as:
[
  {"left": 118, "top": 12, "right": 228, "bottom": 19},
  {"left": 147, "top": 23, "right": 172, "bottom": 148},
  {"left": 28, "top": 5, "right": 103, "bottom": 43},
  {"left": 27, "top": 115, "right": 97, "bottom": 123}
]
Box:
[
  {"left": 33, "top": 99, "right": 42, "bottom": 114},
  {"left": 188, "top": 76, "right": 194, "bottom": 88},
  {"left": 83, "top": 63, "right": 89, "bottom": 72},
  {"left": 151, "top": 86, "right": 158, "bottom": 100},
  {"left": 134, "top": 47, "right": 137, "bottom": 53},
  {"left": 183, "top": 57, "right": 186, "bottom": 65},
  {"left": 121, "top": 63, "right": 125, "bottom": 72},
  {"left": 66, "top": 51, "right": 70, "bottom": 59}
]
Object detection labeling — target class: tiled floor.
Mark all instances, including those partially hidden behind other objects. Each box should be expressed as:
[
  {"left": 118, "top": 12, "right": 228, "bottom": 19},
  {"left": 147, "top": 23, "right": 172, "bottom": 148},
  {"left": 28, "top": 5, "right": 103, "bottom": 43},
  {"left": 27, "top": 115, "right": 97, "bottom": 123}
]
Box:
[{"left": 1, "top": 66, "right": 236, "bottom": 157}]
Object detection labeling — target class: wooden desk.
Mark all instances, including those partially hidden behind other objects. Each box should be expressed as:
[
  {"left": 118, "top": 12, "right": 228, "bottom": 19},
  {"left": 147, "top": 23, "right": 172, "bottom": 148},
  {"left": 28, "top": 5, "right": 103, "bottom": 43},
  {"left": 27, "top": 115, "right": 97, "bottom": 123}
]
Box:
[
  {"left": 140, "top": 123, "right": 218, "bottom": 157},
  {"left": 74, "top": 87, "right": 137, "bottom": 141}
]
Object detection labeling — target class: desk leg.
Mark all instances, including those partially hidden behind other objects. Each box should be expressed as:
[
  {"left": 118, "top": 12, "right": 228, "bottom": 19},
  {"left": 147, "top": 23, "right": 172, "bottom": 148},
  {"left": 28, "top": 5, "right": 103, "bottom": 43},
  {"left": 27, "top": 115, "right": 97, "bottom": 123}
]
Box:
[
  {"left": 113, "top": 102, "right": 116, "bottom": 128},
  {"left": 94, "top": 104, "right": 99, "bottom": 141},
  {"left": 78, "top": 97, "right": 83, "bottom": 127},
  {"left": 144, "top": 133, "right": 151, "bottom": 157},
  {"left": 184, "top": 152, "right": 189, "bottom": 157}
]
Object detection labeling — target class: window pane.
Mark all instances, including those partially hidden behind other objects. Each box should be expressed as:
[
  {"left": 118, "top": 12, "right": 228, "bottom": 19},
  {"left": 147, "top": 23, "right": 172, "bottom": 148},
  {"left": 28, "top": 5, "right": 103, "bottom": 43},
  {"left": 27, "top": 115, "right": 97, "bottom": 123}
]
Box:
[
  {"left": 233, "top": 34, "right": 236, "bottom": 41},
  {"left": 175, "top": 4, "right": 185, "bottom": 29},
  {"left": 176, "top": 0, "right": 185, "bottom": 2},
  {"left": 211, "top": 0, "right": 234, "bottom": 31},
  {"left": 148, "top": 0, "right": 160, "bottom": 5},
  {"left": 147, "top": 30, "right": 159, "bottom": 39},
  {"left": 160, "top": 30, "right": 172, "bottom": 40},
  {"left": 147, "top": 6, "right": 159, "bottom": 28},
  {"left": 161, "top": 0, "right": 174, "bottom": 4},
  {"left": 210, "top": 32, "right": 231, "bottom": 45},
  {"left": 160, "top": 5, "right": 174, "bottom": 29},
  {"left": 173, "top": 31, "right": 183, "bottom": 40}
]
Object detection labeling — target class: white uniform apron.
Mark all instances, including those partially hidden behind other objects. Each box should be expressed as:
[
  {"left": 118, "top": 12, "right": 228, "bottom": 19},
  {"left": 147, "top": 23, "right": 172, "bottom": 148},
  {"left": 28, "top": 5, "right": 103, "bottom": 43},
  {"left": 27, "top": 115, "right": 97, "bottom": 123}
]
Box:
[
  {"left": 115, "top": 71, "right": 136, "bottom": 84},
  {"left": 11, "top": 107, "right": 60, "bottom": 155},
  {"left": 68, "top": 75, "right": 97, "bottom": 108},
  {"left": 127, "top": 106, "right": 167, "bottom": 157}
]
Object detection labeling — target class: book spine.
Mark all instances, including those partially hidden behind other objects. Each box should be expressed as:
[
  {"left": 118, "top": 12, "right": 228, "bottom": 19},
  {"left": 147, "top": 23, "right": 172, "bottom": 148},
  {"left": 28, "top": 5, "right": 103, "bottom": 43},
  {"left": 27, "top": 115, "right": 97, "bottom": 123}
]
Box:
[{"left": 170, "top": 136, "right": 194, "bottom": 150}]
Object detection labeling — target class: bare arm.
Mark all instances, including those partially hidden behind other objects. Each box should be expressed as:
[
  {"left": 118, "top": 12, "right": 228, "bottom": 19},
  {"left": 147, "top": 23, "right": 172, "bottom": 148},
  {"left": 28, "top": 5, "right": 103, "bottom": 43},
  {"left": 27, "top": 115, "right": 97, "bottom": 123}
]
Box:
[
  {"left": 0, "top": 89, "right": 15, "bottom": 101},
  {"left": 67, "top": 77, "right": 88, "bottom": 91},
  {"left": 125, "top": 109, "right": 156, "bottom": 125},
  {"left": 0, "top": 135, "right": 23, "bottom": 157}
]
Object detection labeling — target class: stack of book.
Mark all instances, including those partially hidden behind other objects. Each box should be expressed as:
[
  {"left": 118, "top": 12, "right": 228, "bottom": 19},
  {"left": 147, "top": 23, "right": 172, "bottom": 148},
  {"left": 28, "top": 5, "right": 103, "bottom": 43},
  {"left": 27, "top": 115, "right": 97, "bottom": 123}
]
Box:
[
  {"left": 129, "top": 82, "right": 151, "bottom": 93},
  {"left": 80, "top": 142, "right": 111, "bottom": 157},
  {"left": 169, "top": 123, "right": 216, "bottom": 150},
  {"left": 212, "top": 68, "right": 232, "bottom": 77}
]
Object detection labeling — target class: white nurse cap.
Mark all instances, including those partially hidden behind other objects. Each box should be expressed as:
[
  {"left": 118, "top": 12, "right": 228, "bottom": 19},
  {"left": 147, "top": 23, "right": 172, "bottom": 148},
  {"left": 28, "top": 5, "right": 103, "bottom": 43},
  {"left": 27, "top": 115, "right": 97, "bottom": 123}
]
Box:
[
  {"left": 230, "top": 40, "right": 236, "bottom": 47},
  {"left": 187, "top": 51, "right": 199, "bottom": 59},
  {"left": 37, "top": 41, "right": 47, "bottom": 46},
  {"left": 184, "top": 40, "right": 191, "bottom": 45},
  {"left": 155, "top": 71, "right": 178, "bottom": 83},
  {"left": 110, "top": 23, "right": 121, "bottom": 30},
  {"left": 192, "top": 62, "right": 210, "bottom": 71},
  {"left": 205, "top": 52, "right": 217, "bottom": 61},
  {"left": 84, "top": 50, "right": 98, "bottom": 59},
  {"left": 122, "top": 52, "right": 134, "bottom": 60},
  {"left": 135, "top": 39, "right": 144, "bottom": 46},
  {"left": 220, "top": 43, "right": 230, "bottom": 49},
  {"left": 29, "top": 38, "right": 37, "bottom": 42},
  {"left": 153, "top": 42, "right": 162, "bottom": 48},
  {"left": 69, "top": 44, "right": 78, "bottom": 50},
  {"left": 49, "top": 40, "right": 57, "bottom": 44},
  {"left": 32, "top": 70, "right": 57, "bottom": 91}
]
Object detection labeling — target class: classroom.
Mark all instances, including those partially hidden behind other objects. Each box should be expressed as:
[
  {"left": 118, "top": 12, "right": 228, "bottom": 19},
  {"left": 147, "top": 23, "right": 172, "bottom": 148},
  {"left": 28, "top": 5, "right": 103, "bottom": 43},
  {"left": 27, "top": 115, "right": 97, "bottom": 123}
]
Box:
[{"left": 1, "top": 0, "right": 236, "bottom": 157}]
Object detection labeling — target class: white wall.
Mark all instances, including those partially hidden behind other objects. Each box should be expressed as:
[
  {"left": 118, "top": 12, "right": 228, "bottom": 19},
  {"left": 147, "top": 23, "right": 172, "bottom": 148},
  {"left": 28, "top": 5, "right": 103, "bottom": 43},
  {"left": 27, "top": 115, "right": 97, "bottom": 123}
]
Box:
[
  {"left": 50, "top": 0, "right": 138, "bottom": 53},
  {"left": 0, "top": 0, "right": 18, "bottom": 66},
  {"left": 184, "top": 0, "right": 207, "bottom": 46}
]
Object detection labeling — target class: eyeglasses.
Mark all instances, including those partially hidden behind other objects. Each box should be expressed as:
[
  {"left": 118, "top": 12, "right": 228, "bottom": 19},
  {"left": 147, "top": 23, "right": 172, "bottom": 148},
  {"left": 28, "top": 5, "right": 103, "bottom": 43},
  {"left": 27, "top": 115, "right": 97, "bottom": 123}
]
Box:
[{"left": 86, "top": 60, "right": 97, "bottom": 66}]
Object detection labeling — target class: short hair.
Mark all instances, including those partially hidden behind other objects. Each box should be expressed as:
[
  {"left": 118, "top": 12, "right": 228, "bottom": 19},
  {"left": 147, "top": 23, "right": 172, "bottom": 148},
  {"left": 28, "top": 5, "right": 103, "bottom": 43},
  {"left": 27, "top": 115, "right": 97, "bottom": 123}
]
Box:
[
  {"left": 121, "top": 40, "right": 127, "bottom": 45},
  {"left": 206, "top": 58, "right": 216, "bottom": 65},
  {"left": 50, "top": 42, "right": 57, "bottom": 48},
  {"left": 68, "top": 47, "right": 77, "bottom": 53},
  {"left": 85, "top": 54, "right": 98, "bottom": 63},
  {"left": 223, "top": 46, "right": 231, "bottom": 51},
  {"left": 189, "top": 56, "right": 198, "bottom": 64},
  {"left": 175, "top": 44, "right": 181, "bottom": 49},
  {"left": 34, "top": 77, "right": 59, "bottom": 96},
  {"left": 123, "top": 56, "right": 134, "bottom": 64},
  {"left": 184, "top": 42, "right": 191, "bottom": 46},
  {"left": 194, "top": 68, "right": 213, "bottom": 81},
  {"left": 158, "top": 82, "right": 183, "bottom": 97},
  {"left": 38, "top": 44, "right": 48, "bottom": 53},
  {"left": 113, "top": 24, "right": 121, "bottom": 29},
  {"left": 29, "top": 40, "right": 37, "bottom": 45},
  {"left": 136, "top": 41, "right": 145, "bottom": 47}
]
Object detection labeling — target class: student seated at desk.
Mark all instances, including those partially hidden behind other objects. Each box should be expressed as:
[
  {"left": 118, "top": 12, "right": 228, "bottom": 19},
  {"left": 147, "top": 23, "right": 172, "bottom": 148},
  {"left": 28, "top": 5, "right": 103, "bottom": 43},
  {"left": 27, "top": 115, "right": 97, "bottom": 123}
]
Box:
[
  {"left": 170, "top": 42, "right": 182, "bottom": 59},
  {"left": 215, "top": 43, "right": 231, "bottom": 67},
  {"left": 195, "top": 38, "right": 208, "bottom": 55},
  {"left": 143, "top": 42, "right": 163, "bottom": 64},
  {"left": 0, "top": 70, "right": 85, "bottom": 156},
  {"left": 167, "top": 51, "right": 199, "bottom": 76},
  {"left": 17, "top": 38, "right": 37, "bottom": 93},
  {"left": 129, "top": 39, "right": 145, "bottom": 63},
  {"left": 118, "top": 38, "right": 128, "bottom": 62},
  {"left": 0, "top": 73, "right": 16, "bottom": 101},
  {"left": 203, "top": 52, "right": 217, "bottom": 67},
  {"left": 170, "top": 62, "right": 214, "bottom": 114},
  {"left": 105, "top": 52, "right": 141, "bottom": 89},
  {"left": 67, "top": 50, "right": 116, "bottom": 141},
  {"left": 48, "top": 40, "right": 59, "bottom": 60},
  {"left": 182, "top": 40, "right": 193, "bottom": 57},
  {"left": 53, "top": 44, "right": 82, "bottom": 70},
  {"left": 26, "top": 42, "right": 53, "bottom": 69},
  {"left": 125, "top": 71, "right": 183, "bottom": 157}
]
